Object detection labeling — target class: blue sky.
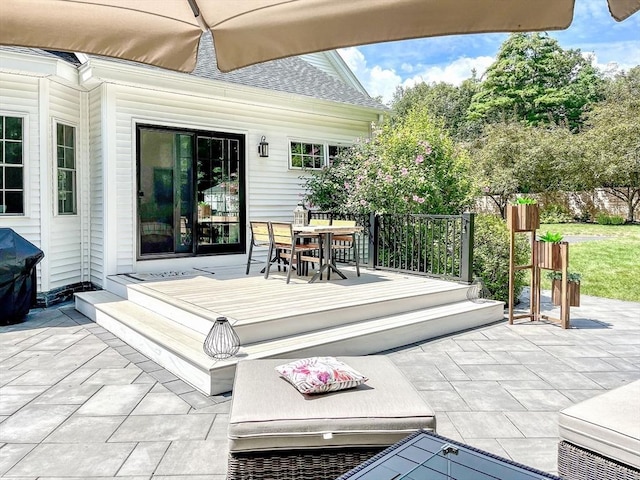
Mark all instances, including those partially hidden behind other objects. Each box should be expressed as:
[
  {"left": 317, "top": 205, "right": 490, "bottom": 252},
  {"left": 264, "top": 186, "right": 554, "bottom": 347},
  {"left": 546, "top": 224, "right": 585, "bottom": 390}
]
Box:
[{"left": 339, "top": 0, "right": 640, "bottom": 104}]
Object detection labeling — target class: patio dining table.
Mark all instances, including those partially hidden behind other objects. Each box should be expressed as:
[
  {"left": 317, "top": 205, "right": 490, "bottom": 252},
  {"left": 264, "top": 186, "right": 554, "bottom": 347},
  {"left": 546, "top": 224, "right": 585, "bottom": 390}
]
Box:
[{"left": 293, "top": 224, "right": 363, "bottom": 283}]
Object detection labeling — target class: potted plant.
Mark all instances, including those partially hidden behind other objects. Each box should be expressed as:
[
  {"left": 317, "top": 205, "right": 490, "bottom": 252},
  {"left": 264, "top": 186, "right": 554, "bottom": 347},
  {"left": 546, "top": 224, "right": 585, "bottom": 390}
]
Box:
[
  {"left": 507, "top": 197, "right": 540, "bottom": 232},
  {"left": 546, "top": 271, "right": 581, "bottom": 307},
  {"left": 536, "top": 231, "right": 566, "bottom": 270}
]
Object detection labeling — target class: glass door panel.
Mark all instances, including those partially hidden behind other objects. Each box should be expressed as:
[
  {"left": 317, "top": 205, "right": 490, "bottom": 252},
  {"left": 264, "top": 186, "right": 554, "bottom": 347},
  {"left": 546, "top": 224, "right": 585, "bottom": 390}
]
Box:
[
  {"left": 138, "top": 130, "right": 178, "bottom": 256},
  {"left": 196, "top": 136, "right": 242, "bottom": 254}
]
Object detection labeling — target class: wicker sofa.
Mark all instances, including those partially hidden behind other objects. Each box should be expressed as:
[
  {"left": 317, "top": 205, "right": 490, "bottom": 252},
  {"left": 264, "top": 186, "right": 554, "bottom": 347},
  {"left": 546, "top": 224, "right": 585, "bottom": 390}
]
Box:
[
  {"left": 558, "top": 380, "right": 640, "bottom": 480},
  {"left": 226, "top": 356, "right": 436, "bottom": 480}
]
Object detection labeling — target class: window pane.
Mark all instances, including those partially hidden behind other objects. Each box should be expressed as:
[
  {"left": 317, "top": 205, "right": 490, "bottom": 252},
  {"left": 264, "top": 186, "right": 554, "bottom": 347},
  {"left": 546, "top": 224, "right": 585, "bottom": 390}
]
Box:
[
  {"left": 5, "top": 191, "right": 23, "bottom": 214},
  {"left": 6, "top": 166, "right": 23, "bottom": 189},
  {"left": 5, "top": 117, "right": 22, "bottom": 140},
  {"left": 5, "top": 142, "right": 22, "bottom": 164},
  {"left": 0, "top": 141, "right": 3, "bottom": 163},
  {"left": 65, "top": 147, "right": 75, "bottom": 169},
  {"left": 64, "top": 125, "right": 74, "bottom": 146},
  {"left": 0, "top": 167, "right": 3, "bottom": 188},
  {"left": 57, "top": 146, "right": 65, "bottom": 167},
  {"left": 57, "top": 123, "right": 64, "bottom": 145},
  {"left": 291, "top": 154, "right": 302, "bottom": 168}
]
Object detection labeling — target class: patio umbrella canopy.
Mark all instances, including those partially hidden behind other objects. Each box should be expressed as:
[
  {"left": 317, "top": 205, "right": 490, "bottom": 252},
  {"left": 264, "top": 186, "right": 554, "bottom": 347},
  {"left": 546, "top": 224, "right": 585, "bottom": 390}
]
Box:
[{"left": 1, "top": 0, "right": 639, "bottom": 73}]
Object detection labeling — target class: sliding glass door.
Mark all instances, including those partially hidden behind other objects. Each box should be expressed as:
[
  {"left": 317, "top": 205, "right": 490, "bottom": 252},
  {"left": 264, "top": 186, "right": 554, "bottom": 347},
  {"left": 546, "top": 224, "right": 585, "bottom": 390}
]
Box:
[{"left": 137, "top": 126, "right": 245, "bottom": 258}]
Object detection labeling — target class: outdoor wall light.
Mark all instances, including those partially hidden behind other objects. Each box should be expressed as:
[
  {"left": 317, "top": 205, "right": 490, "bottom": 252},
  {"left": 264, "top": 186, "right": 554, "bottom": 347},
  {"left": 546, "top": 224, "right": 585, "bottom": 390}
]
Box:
[
  {"left": 258, "top": 136, "right": 269, "bottom": 157},
  {"left": 203, "top": 317, "right": 241, "bottom": 359}
]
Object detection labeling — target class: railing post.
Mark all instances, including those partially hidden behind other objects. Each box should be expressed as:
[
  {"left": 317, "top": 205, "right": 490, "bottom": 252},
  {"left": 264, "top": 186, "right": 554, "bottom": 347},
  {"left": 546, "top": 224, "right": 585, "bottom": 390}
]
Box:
[
  {"left": 368, "top": 212, "right": 378, "bottom": 268},
  {"left": 460, "top": 212, "right": 474, "bottom": 283}
]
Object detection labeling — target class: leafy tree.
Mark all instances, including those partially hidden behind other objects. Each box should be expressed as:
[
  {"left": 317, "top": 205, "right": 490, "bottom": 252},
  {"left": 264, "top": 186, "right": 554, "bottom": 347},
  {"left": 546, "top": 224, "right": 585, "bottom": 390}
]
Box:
[
  {"left": 303, "top": 106, "right": 474, "bottom": 215},
  {"left": 471, "top": 121, "right": 580, "bottom": 217},
  {"left": 391, "top": 77, "right": 482, "bottom": 142},
  {"left": 580, "top": 67, "right": 640, "bottom": 222},
  {"left": 468, "top": 33, "right": 604, "bottom": 130}
]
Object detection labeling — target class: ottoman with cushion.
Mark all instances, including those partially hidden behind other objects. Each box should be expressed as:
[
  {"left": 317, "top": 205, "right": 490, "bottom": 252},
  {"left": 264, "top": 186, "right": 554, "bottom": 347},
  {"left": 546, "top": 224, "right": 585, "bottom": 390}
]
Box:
[
  {"left": 227, "top": 356, "right": 436, "bottom": 480},
  {"left": 558, "top": 380, "right": 640, "bottom": 480}
]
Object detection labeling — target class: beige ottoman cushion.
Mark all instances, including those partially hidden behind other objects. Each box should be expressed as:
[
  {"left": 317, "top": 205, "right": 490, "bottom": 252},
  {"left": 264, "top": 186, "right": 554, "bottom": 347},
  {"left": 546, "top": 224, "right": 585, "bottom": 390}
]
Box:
[
  {"left": 228, "top": 356, "right": 436, "bottom": 453},
  {"left": 559, "top": 380, "right": 640, "bottom": 469}
]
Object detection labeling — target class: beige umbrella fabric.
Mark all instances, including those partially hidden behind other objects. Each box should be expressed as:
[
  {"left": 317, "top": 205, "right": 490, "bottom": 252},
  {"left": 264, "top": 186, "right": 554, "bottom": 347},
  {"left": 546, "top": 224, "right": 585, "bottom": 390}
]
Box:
[{"left": 1, "top": 0, "right": 638, "bottom": 73}]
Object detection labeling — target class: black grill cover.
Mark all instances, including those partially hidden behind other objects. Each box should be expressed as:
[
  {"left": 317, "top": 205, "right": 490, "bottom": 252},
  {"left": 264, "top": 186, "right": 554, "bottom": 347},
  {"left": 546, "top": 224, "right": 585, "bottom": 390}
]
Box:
[{"left": 0, "top": 228, "right": 44, "bottom": 324}]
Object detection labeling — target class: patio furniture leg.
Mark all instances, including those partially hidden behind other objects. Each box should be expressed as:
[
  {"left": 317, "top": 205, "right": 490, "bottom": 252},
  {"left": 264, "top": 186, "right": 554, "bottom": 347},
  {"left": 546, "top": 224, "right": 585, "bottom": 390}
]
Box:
[
  {"left": 245, "top": 241, "right": 254, "bottom": 275},
  {"left": 264, "top": 243, "right": 274, "bottom": 279}
]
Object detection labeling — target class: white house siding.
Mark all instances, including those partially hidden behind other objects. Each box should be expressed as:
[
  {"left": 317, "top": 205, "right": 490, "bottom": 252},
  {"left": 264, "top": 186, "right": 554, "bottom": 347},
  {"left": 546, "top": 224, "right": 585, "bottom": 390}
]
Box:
[
  {"left": 88, "top": 87, "right": 105, "bottom": 287},
  {"left": 0, "top": 73, "right": 42, "bottom": 286},
  {"left": 48, "top": 81, "right": 85, "bottom": 290},
  {"left": 104, "top": 72, "right": 377, "bottom": 275}
]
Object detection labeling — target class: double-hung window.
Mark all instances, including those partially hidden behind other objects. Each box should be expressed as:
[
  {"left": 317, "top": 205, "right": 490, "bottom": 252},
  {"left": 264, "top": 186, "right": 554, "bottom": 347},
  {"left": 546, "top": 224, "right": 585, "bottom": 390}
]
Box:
[
  {"left": 0, "top": 115, "right": 24, "bottom": 215},
  {"left": 289, "top": 141, "right": 350, "bottom": 170},
  {"left": 56, "top": 123, "right": 77, "bottom": 215}
]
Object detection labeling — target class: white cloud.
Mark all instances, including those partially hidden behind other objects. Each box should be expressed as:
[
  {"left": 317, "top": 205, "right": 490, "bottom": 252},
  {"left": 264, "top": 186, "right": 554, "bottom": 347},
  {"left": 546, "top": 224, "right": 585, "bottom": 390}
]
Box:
[
  {"left": 339, "top": 47, "right": 495, "bottom": 104},
  {"left": 402, "top": 56, "right": 495, "bottom": 87},
  {"left": 339, "top": 47, "right": 402, "bottom": 104}
]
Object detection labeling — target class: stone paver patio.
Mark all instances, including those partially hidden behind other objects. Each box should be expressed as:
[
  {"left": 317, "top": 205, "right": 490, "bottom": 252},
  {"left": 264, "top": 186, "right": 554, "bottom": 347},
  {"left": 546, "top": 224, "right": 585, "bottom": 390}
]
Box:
[{"left": 1, "top": 289, "right": 639, "bottom": 479}]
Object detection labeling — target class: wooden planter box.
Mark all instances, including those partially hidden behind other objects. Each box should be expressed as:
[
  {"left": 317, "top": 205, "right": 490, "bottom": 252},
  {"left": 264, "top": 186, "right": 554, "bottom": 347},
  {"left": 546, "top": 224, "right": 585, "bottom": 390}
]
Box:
[
  {"left": 535, "top": 240, "right": 567, "bottom": 271},
  {"left": 552, "top": 279, "right": 580, "bottom": 307},
  {"left": 198, "top": 204, "right": 211, "bottom": 219},
  {"left": 507, "top": 204, "right": 540, "bottom": 232}
]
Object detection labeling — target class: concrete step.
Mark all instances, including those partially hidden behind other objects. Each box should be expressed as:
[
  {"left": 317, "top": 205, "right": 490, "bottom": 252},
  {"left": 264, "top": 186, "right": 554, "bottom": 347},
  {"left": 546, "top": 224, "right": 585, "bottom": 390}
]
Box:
[{"left": 75, "top": 290, "right": 503, "bottom": 395}]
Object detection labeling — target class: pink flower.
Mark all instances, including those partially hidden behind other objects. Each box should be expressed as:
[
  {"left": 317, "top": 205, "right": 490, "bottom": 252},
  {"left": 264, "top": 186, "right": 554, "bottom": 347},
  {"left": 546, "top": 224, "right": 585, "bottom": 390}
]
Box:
[
  {"left": 344, "top": 182, "right": 351, "bottom": 190},
  {"left": 412, "top": 195, "right": 425, "bottom": 204},
  {"left": 360, "top": 199, "right": 367, "bottom": 206},
  {"left": 385, "top": 174, "right": 393, "bottom": 183},
  {"left": 401, "top": 167, "right": 409, "bottom": 176},
  {"left": 415, "top": 154, "right": 424, "bottom": 164}
]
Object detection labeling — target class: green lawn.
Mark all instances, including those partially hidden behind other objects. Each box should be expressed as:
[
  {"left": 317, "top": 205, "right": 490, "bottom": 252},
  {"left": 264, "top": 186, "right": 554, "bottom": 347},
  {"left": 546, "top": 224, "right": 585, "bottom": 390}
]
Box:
[{"left": 535, "top": 223, "right": 640, "bottom": 302}]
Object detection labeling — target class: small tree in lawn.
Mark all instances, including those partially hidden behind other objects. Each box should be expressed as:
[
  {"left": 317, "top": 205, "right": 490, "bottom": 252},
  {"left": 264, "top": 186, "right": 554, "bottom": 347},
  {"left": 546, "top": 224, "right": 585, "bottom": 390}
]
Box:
[{"left": 580, "top": 67, "right": 640, "bottom": 223}]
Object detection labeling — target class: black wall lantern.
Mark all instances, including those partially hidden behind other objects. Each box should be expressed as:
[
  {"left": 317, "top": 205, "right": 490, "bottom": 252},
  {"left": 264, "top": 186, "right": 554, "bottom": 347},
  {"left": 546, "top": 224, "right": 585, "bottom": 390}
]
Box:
[{"left": 258, "top": 136, "right": 269, "bottom": 157}]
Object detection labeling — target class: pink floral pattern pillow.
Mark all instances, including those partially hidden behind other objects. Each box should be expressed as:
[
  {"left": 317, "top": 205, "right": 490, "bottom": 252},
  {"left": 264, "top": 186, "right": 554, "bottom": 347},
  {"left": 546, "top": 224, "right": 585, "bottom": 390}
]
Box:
[{"left": 275, "top": 357, "right": 368, "bottom": 394}]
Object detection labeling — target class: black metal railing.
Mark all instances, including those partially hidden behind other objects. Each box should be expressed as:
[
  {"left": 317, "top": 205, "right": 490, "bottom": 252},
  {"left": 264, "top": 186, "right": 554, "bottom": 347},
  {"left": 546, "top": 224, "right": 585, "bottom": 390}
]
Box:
[{"left": 309, "top": 211, "right": 474, "bottom": 283}]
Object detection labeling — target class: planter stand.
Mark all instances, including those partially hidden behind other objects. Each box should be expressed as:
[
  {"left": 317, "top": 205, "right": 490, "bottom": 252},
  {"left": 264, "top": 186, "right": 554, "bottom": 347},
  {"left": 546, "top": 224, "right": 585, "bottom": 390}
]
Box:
[{"left": 507, "top": 204, "right": 571, "bottom": 329}]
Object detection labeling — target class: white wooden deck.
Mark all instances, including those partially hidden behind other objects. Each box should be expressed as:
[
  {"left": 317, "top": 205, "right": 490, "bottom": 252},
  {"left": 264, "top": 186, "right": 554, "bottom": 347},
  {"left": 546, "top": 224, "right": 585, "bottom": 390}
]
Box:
[{"left": 76, "top": 264, "right": 505, "bottom": 395}]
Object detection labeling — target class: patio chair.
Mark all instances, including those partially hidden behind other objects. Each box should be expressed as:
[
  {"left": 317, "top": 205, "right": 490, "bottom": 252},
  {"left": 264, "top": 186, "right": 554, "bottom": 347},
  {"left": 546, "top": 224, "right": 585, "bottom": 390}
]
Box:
[
  {"left": 265, "top": 222, "right": 321, "bottom": 283},
  {"left": 246, "top": 221, "right": 272, "bottom": 274},
  {"left": 330, "top": 219, "right": 360, "bottom": 277}
]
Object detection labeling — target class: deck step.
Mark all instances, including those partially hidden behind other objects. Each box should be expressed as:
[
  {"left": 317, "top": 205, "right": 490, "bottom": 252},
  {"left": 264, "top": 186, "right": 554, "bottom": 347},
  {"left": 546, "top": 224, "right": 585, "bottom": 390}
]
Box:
[
  {"left": 75, "top": 290, "right": 503, "bottom": 395},
  {"left": 104, "top": 273, "right": 473, "bottom": 345}
]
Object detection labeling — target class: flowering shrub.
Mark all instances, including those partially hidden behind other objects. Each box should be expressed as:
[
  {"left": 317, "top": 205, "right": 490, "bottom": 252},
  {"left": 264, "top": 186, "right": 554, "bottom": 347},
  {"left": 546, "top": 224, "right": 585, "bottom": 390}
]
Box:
[{"left": 303, "top": 107, "right": 473, "bottom": 215}]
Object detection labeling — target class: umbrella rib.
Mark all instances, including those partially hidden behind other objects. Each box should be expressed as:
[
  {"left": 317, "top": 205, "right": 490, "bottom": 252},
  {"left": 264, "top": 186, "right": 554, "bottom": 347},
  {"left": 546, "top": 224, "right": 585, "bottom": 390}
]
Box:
[{"left": 187, "top": 0, "right": 210, "bottom": 31}]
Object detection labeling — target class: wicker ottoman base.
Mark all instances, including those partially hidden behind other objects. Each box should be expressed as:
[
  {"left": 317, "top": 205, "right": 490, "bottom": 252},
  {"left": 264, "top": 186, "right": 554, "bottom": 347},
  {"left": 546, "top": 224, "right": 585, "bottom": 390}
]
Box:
[
  {"left": 227, "top": 447, "right": 384, "bottom": 480},
  {"left": 558, "top": 441, "right": 640, "bottom": 480}
]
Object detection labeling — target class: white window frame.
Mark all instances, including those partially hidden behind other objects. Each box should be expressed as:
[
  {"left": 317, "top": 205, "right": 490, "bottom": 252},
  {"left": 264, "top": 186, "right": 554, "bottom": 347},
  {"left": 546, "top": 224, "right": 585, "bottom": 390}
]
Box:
[
  {"left": 0, "top": 113, "right": 27, "bottom": 216},
  {"left": 288, "top": 139, "right": 351, "bottom": 170},
  {"left": 54, "top": 120, "right": 78, "bottom": 216}
]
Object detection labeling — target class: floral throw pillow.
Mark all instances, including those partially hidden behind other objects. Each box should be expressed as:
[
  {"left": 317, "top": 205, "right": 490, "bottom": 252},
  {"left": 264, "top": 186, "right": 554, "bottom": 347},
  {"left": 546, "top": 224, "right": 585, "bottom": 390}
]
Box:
[{"left": 275, "top": 357, "right": 368, "bottom": 395}]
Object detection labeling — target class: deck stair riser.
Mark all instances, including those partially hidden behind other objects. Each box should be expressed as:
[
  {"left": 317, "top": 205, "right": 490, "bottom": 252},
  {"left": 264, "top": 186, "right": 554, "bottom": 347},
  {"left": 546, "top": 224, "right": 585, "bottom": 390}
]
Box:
[
  {"left": 75, "top": 287, "right": 503, "bottom": 396},
  {"left": 104, "top": 274, "right": 472, "bottom": 345}
]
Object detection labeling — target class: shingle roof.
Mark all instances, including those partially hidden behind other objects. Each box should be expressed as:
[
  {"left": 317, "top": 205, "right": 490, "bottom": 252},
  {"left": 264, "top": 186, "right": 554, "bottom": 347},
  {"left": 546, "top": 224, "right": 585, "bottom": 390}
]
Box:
[
  {"left": 189, "top": 34, "right": 384, "bottom": 110},
  {"left": 3, "top": 34, "right": 384, "bottom": 110}
]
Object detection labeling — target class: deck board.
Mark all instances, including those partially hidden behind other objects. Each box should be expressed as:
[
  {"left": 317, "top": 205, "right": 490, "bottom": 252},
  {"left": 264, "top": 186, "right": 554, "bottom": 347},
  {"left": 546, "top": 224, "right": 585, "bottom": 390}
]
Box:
[{"left": 125, "top": 266, "right": 467, "bottom": 324}]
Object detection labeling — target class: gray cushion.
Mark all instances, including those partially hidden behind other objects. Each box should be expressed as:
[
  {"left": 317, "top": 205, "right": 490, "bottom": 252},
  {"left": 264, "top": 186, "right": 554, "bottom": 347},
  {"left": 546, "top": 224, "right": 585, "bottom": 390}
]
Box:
[
  {"left": 559, "top": 380, "right": 640, "bottom": 469},
  {"left": 228, "top": 356, "right": 436, "bottom": 452}
]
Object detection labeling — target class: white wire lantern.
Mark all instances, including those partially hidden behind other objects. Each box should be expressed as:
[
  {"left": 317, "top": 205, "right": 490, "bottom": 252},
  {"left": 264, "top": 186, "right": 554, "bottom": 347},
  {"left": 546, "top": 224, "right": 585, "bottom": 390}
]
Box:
[
  {"left": 203, "top": 317, "right": 240, "bottom": 359},
  {"left": 467, "top": 277, "right": 491, "bottom": 303}
]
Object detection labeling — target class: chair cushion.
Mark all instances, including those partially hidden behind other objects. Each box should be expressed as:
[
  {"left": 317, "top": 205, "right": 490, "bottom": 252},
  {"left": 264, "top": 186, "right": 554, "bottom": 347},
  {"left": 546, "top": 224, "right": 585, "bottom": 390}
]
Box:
[
  {"left": 228, "top": 356, "right": 436, "bottom": 452},
  {"left": 558, "top": 380, "right": 640, "bottom": 469},
  {"left": 275, "top": 356, "right": 368, "bottom": 394}
]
